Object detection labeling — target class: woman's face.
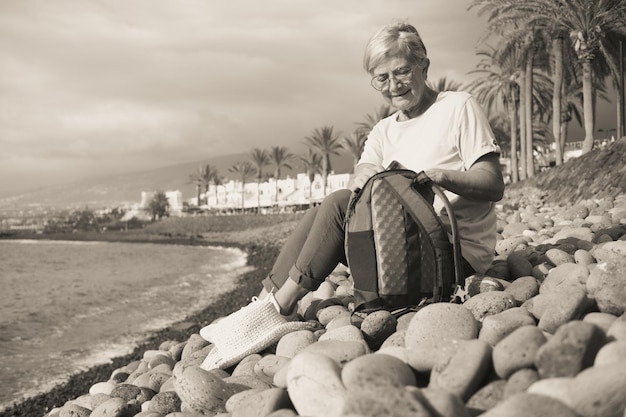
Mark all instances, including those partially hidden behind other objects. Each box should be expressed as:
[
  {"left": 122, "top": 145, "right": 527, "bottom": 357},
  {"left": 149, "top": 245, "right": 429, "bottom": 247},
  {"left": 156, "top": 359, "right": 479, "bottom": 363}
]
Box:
[{"left": 371, "top": 55, "right": 429, "bottom": 112}]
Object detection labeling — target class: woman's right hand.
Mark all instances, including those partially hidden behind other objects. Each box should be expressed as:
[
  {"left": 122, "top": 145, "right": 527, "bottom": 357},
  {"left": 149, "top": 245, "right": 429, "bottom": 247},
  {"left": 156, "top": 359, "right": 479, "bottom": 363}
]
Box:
[{"left": 348, "top": 163, "right": 382, "bottom": 192}]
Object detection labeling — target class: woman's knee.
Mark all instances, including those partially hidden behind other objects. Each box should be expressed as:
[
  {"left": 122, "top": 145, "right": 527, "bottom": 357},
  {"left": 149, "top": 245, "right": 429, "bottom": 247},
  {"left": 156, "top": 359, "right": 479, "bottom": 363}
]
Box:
[{"left": 320, "top": 189, "right": 351, "bottom": 211}]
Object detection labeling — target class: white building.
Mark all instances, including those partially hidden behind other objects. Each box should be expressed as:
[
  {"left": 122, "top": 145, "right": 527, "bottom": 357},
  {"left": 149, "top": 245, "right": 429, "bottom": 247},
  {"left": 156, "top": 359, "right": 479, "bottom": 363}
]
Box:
[{"left": 198, "top": 172, "right": 351, "bottom": 211}]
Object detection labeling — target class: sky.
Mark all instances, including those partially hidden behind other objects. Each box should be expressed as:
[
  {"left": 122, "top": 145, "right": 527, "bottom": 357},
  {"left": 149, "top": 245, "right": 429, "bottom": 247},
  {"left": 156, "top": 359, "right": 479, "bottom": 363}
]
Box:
[{"left": 0, "top": 0, "right": 617, "bottom": 196}]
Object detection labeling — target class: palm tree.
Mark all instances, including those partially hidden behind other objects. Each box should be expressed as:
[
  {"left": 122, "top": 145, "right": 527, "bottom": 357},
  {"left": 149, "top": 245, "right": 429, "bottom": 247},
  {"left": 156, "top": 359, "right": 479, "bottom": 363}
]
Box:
[
  {"left": 299, "top": 149, "right": 323, "bottom": 205},
  {"left": 474, "top": 0, "right": 626, "bottom": 155},
  {"left": 341, "top": 129, "right": 367, "bottom": 170},
  {"left": 189, "top": 164, "right": 217, "bottom": 206},
  {"left": 467, "top": 45, "right": 522, "bottom": 182},
  {"left": 304, "top": 125, "right": 343, "bottom": 196},
  {"left": 268, "top": 146, "right": 294, "bottom": 203},
  {"left": 250, "top": 148, "right": 270, "bottom": 211},
  {"left": 356, "top": 105, "right": 393, "bottom": 137},
  {"left": 560, "top": 0, "right": 626, "bottom": 153},
  {"left": 188, "top": 173, "right": 203, "bottom": 207},
  {"left": 228, "top": 161, "right": 257, "bottom": 211},
  {"left": 212, "top": 175, "right": 224, "bottom": 208}
]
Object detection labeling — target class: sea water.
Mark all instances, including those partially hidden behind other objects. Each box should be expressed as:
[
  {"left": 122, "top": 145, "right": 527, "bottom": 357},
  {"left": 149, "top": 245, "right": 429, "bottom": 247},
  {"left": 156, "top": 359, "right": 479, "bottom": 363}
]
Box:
[{"left": 0, "top": 239, "right": 250, "bottom": 411}]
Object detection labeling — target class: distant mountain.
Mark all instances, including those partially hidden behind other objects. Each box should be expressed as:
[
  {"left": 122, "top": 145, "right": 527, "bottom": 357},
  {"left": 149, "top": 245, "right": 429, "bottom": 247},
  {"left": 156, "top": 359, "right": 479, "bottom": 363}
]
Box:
[{"left": 0, "top": 152, "right": 354, "bottom": 211}]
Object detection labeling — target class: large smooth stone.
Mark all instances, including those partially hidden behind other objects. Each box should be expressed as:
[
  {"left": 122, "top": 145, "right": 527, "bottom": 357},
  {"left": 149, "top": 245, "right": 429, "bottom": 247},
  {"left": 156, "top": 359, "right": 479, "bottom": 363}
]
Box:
[
  {"left": 420, "top": 387, "right": 470, "bottom": 417},
  {"left": 503, "top": 368, "right": 540, "bottom": 398},
  {"left": 286, "top": 352, "right": 346, "bottom": 417},
  {"left": 341, "top": 353, "right": 416, "bottom": 392},
  {"left": 478, "top": 392, "right": 578, "bottom": 417},
  {"left": 360, "top": 310, "right": 398, "bottom": 350},
  {"left": 429, "top": 339, "right": 492, "bottom": 401},
  {"left": 566, "top": 363, "right": 626, "bottom": 417},
  {"left": 59, "top": 404, "right": 91, "bottom": 417},
  {"left": 535, "top": 320, "right": 607, "bottom": 378},
  {"left": 545, "top": 248, "right": 576, "bottom": 266},
  {"left": 533, "top": 285, "right": 589, "bottom": 334},
  {"left": 231, "top": 354, "right": 263, "bottom": 377},
  {"left": 506, "top": 252, "right": 534, "bottom": 279},
  {"left": 181, "top": 334, "right": 211, "bottom": 361},
  {"left": 593, "top": 340, "right": 626, "bottom": 366},
  {"left": 504, "top": 276, "right": 540, "bottom": 304},
  {"left": 275, "top": 330, "right": 317, "bottom": 358},
  {"left": 586, "top": 258, "right": 626, "bottom": 315},
  {"left": 253, "top": 354, "right": 290, "bottom": 383},
  {"left": 541, "top": 263, "right": 589, "bottom": 292},
  {"left": 90, "top": 398, "right": 141, "bottom": 417},
  {"left": 316, "top": 305, "right": 350, "bottom": 326},
  {"left": 147, "top": 391, "right": 181, "bottom": 415},
  {"left": 224, "top": 388, "right": 266, "bottom": 413},
  {"left": 174, "top": 366, "right": 240, "bottom": 415},
  {"left": 404, "top": 303, "right": 478, "bottom": 352},
  {"left": 341, "top": 386, "right": 437, "bottom": 417},
  {"left": 527, "top": 377, "right": 574, "bottom": 405},
  {"left": 590, "top": 240, "right": 626, "bottom": 262},
  {"left": 492, "top": 325, "right": 547, "bottom": 379},
  {"left": 583, "top": 312, "right": 618, "bottom": 334},
  {"left": 478, "top": 311, "right": 537, "bottom": 346},
  {"left": 318, "top": 324, "right": 364, "bottom": 343},
  {"left": 607, "top": 315, "right": 626, "bottom": 340},
  {"left": 463, "top": 291, "right": 516, "bottom": 321},
  {"left": 465, "top": 380, "right": 506, "bottom": 415},
  {"left": 301, "top": 339, "right": 368, "bottom": 365},
  {"left": 230, "top": 388, "right": 292, "bottom": 417}
]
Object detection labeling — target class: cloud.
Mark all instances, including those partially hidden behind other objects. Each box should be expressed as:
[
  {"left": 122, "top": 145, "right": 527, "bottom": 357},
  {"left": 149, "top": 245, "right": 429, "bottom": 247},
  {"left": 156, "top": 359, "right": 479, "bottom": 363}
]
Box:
[{"left": 0, "top": 0, "right": 492, "bottom": 195}]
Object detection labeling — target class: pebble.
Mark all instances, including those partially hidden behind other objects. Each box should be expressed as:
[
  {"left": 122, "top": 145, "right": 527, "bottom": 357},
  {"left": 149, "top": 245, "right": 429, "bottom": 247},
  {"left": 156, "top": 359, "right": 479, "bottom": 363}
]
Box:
[
  {"left": 341, "top": 353, "right": 416, "bottom": 392},
  {"left": 462, "top": 291, "right": 516, "bottom": 321},
  {"left": 534, "top": 320, "right": 607, "bottom": 378},
  {"left": 429, "top": 339, "right": 492, "bottom": 401},
  {"left": 479, "top": 392, "right": 579, "bottom": 417},
  {"left": 503, "top": 275, "right": 540, "bottom": 304},
  {"left": 404, "top": 303, "right": 479, "bottom": 351},
  {"left": 492, "top": 325, "right": 547, "bottom": 378},
  {"left": 478, "top": 311, "right": 537, "bottom": 346},
  {"left": 359, "top": 310, "right": 397, "bottom": 350},
  {"left": 586, "top": 257, "right": 626, "bottom": 315},
  {"left": 286, "top": 352, "right": 346, "bottom": 417}
]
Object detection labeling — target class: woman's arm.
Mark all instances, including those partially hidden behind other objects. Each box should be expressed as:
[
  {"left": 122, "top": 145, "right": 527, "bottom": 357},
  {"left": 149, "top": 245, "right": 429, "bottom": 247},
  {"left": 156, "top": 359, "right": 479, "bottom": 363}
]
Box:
[
  {"left": 424, "top": 153, "right": 505, "bottom": 201},
  {"left": 347, "top": 162, "right": 383, "bottom": 191}
]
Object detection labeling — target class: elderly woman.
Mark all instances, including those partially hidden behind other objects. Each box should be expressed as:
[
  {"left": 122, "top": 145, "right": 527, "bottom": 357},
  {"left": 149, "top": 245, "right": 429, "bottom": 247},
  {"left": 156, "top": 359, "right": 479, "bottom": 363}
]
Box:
[{"left": 200, "top": 22, "right": 504, "bottom": 370}]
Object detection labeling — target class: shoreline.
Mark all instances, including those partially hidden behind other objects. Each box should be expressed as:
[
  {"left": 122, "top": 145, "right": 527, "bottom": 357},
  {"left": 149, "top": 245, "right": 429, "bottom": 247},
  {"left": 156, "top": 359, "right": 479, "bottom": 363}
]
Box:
[{"left": 0, "top": 232, "right": 281, "bottom": 417}]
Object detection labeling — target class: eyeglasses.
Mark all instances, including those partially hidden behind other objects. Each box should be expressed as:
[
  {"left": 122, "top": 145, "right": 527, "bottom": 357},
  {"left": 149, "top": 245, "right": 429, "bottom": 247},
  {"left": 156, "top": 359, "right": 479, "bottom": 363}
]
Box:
[{"left": 370, "top": 65, "right": 419, "bottom": 91}]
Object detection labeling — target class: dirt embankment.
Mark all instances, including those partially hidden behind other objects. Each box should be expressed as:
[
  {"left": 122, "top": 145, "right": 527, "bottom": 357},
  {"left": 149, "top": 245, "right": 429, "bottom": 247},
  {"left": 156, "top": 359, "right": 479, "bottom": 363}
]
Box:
[{"left": 504, "top": 137, "right": 626, "bottom": 207}]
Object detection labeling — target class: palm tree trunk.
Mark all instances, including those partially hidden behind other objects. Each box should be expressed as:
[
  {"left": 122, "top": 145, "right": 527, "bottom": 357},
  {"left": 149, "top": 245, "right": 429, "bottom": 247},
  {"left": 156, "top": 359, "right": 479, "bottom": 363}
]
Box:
[
  {"left": 581, "top": 60, "right": 595, "bottom": 154},
  {"left": 241, "top": 182, "right": 246, "bottom": 211},
  {"left": 508, "top": 88, "right": 519, "bottom": 183},
  {"left": 196, "top": 184, "right": 201, "bottom": 207},
  {"left": 257, "top": 179, "right": 261, "bottom": 213},
  {"left": 552, "top": 37, "right": 564, "bottom": 166},
  {"left": 560, "top": 120, "right": 568, "bottom": 156},
  {"left": 618, "top": 40, "right": 624, "bottom": 138},
  {"left": 322, "top": 158, "right": 328, "bottom": 197},
  {"left": 525, "top": 51, "right": 535, "bottom": 178},
  {"left": 518, "top": 69, "right": 527, "bottom": 181}
]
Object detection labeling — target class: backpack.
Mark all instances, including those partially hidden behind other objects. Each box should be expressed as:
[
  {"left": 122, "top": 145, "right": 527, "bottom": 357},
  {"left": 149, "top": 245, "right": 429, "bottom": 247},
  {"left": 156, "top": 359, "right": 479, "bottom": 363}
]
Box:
[{"left": 344, "top": 167, "right": 464, "bottom": 313}]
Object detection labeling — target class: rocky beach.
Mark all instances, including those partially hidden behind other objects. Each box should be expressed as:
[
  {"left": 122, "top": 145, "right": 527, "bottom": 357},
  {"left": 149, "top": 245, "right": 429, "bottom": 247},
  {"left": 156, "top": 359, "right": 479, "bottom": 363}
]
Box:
[{"left": 3, "top": 138, "right": 626, "bottom": 417}]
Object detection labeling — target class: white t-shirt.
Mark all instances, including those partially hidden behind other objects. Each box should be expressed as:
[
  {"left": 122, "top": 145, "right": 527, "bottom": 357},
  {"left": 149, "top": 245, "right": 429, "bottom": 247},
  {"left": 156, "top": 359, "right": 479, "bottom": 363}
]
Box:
[{"left": 357, "top": 91, "right": 501, "bottom": 273}]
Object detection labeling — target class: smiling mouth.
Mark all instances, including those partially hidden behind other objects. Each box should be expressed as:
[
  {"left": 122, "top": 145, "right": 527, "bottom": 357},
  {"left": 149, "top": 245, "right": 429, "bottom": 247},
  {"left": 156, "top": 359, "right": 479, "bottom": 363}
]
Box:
[{"left": 392, "top": 90, "right": 410, "bottom": 98}]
